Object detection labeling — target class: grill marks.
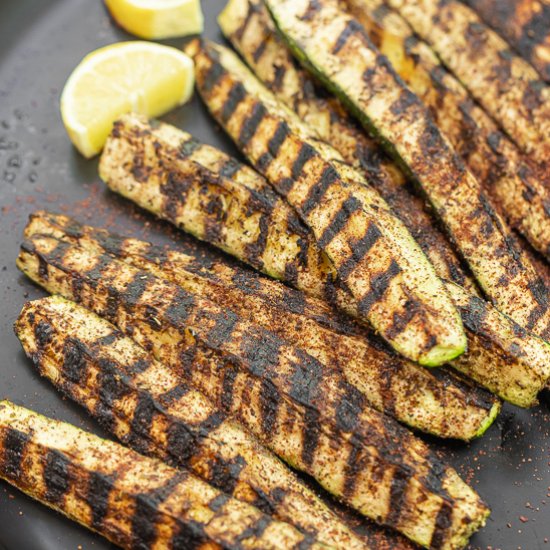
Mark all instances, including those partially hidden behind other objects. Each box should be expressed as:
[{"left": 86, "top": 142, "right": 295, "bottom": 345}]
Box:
[
  {"left": 16, "top": 300, "right": 367, "bottom": 550},
  {"left": 465, "top": 0, "right": 550, "bottom": 82},
  {"left": 0, "top": 403, "right": 325, "bottom": 550},
  {"left": 43, "top": 450, "right": 71, "bottom": 504},
  {"left": 191, "top": 39, "right": 469, "bottom": 366},
  {"left": 18, "top": 236, "right": 481, "bottom": 544}
]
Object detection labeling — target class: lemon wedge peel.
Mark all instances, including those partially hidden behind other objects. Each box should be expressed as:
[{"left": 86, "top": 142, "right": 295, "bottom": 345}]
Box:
[
  {"left": 60, "top": 41, "right": 194, "bottom": 158},
  {"left": 104, "top": 0, "right": 204, "bottom": 40}
]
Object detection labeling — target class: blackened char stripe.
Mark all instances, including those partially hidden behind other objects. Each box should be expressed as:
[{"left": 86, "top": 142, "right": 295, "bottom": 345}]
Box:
[
  {"left": 238, "top": 103, "right": 268, "bottom": 147},
  {"left": 43, "top": 450, "right": 71, "bottom": 504},
  {"left": 237, "top": 515, "right": 272, "bottom": 543},
  {"left": 268, "top": 123, "right": 291, "bottom": 159},
  {"left": 291, "top": 144, "right": 317, "bottom": 180},
  {"left": 430, "top": 501, "right": 454, "bottom": 549},
  {"left": 204, "top": 310, "right": 239, "bottom": 350},
  {"left": 317, "top": 196, "right": 362, "bottom": 249},
  {"left": 201, "top": 60, "right": 225, "bottom": 94},
  {"left": 208, "top": 493, "right": 230, "bottom": 512},
  {"left": 385, "top": 468, "right": 410, "bottom": 527},
  {"left": 62, "top": 337, "right": 89, "bottom": 385},
  {"left": 88, "top": 471, "right": 115, "bottom": 530},
  {"left": 127, "top": 394, "right": 158, "bottom": 454},
  {"left": 131, "top": 471, "right": 190, "bottom": 549},
  {"left": 221, "top": 82, "right": 247, "bottom": 124},
  {"left": 170, "top": 520, "right": 209, "bottom": 549},
  {"left": 339, "top": 223, "right": 382, "bottom": 281},
  {"left": 221, "top": 364, "right": 239, "bottom": 412},
  {"left": 0, "top": 428, "right": 30, "bottom": 481},
  {"left": 208, "top": 455, "right": 247, "bottom": 497},
  {"left": 358, "top": 259, "right": 402, "bottom": 315},
  {"left": 259, "top": 378, "right": 281, "bottom": 440},
  {"left": 219, "top": 158, "right": 242, "bottom": 179},
  {"left": 300, "top": 166, "right": 339, "bottom": 216},
  {"left": 301, "top": 408, "right": 320, "bottom": 467},
  {"left": 179, "top": 136, "right": 201, "bottom": 158},
  {"left": 252, "top": 38, "right": 268, "bottom": 63},
  {"left": 332, "top": 19, "right": 363, "bottom": 54}
]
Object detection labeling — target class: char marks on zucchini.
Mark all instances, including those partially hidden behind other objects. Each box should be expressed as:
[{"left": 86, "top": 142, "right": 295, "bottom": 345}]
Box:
[
  {"left": 185, "top": 38, "right": 467, "bottom": 367},
  {"left": 16, "top": 233, "right": 490, "bottom": 550},
  {"left": 218, "top": 0, "right": 480, "bottom": 293},
  {"left": 0, "top": 401, "right": 326, "bottom": 550},
  {"left": 464, "top": 0, "right": 550, "bottom": 82},
  {"left": 26, "top": 209, "right": 503, "bottom": 437},
  {"left": 385, "top": 0, "right": 550, "bottom": 165},
  {"left": 99, "top": 115, "right": 550, "bottom": 407},
  {"left": 15, "top": 295, "right": 368, "bottom": 549},
  {"left": 344, "top": 0, "right": 550, "bottom": 262},
  {"left": 263, "top": 0, "right": 550, "bottom": 341}
]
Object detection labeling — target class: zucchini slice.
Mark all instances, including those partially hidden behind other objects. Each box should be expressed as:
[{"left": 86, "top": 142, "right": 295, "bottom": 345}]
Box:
[
  {"left": 98, "top": 114, "right": 550, "bottom": 407},
  {"left": 218, "top": 0, "right": 480, "bottom": 293},
  {"left": 386, "top": 0, "right": 550, "bottom": 165},
  {"left": 26, "top": 210, "right": 502, "bottom": 438},
  {"left": 17, "top": 235, "right": 490, "bottom": 549},
  {"left": 0, "top": 400, "right": 326, "bottom": 549},
  {"left": 344, "top": 0, "right": 550, "bottom": 262},
  {"left": 263, "top": 0, "right": 550, "bottom": 341},
  {"left": 186, "top": 38, "right": 467, "bottom": 367},
  {"left": 464, "top": 0, "right": 550, "bottom": 82},
  {"left": 15, "top": 295, "right": 366, "bottom": 549}
]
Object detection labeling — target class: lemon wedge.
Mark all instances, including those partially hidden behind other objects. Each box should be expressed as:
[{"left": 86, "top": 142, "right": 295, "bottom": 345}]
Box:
[
  {"left": 105, "top": 0, "right": 203, "bottom": 39},
  {"left": 60, "top": 41, "right": 194, "bottom": 158}
]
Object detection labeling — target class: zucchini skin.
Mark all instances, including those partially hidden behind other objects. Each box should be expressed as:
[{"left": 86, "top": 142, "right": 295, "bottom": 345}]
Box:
[
  {"left": 185, "top": 39, "right": 467, "bottom": 367},
  {"left": 99, "top": 115, "right": 550, "bottom": 407},
  {"left": 26, "top": 210, "right": 502, "bottom": 438},
  {"left": 464, "top": 0, "right": 550, "bottom": 82},
  {"left": 345, "top": 0, "right": 550, "bottom": 263},
  {"left": 386, "top": 0, "right": 550, "bottom": 165},
  {"left": 15, "top": 295, "right": 367, "bottom": 550},
  {"left": 0, "top": 401, "right": 325, "bottom": 550},
  {"left": 218, "top": 0, "right": 480, "bottom": 294},
  {"left": 264, "top": 0, "right": 550, "bottom": 342},
  {"left": 17, "top": 235, "right": 490, "bottom": 550}
]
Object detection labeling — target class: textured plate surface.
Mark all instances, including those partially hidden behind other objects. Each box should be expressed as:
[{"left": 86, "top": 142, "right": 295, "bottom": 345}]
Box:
[{"left": 0, "top": 1, "right": 549, "bottom": 548}]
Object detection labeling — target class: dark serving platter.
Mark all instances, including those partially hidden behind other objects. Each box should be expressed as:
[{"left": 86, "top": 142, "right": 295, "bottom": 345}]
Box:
[{"left": 0, "top": 0, "right": 549, "bottom": 548}]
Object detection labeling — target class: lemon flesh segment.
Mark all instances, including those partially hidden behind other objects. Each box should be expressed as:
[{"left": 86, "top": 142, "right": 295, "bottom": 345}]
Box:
[
  {"left": 105, "top": 0, "right": 204, "bottom": 39},
  {"left": 61, "top": 42, "right": 194, "bottom": 158}
]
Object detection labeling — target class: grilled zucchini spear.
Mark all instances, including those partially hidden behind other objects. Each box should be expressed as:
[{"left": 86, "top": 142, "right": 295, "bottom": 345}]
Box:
[
  {"left": 15, "top": 295, "right": 368, "bottom": 550},
  {"left": 184, "top": 39, "right": 467, "bottom": 367},
  {"left": 263, "top": 0, "right": 550, "bottom": 341},
  {"left": 342, "top": 0, "right": 550, "bottom": 262},
  {"left": 0, "top": 401, "right": 328, "bottom": 550},
  {"left": 385, "top": 0, "right": 550, "bottom": 165},
  {"left": 17, "top": 235, "right": 490, "bottom": 549},
  {"left": 464, "top": 0, "right": 550, "bottom": 82},
  {"left": 99, "top": 114, "right": 550, "bottom": 407},
  {"left": 218, "top": 0, "right": 479, "bottom": 292},
  {"left": 26, "top": 210, "right": 502, "bottom": 437}
]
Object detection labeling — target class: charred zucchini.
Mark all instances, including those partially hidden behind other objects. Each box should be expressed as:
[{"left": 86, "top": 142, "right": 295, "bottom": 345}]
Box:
[
  {"left": 17, "top": 235, "right": 490, "bottom": 549},
  {"left": 185, "top": 39, "right": 467, "bottom": 367},
  {"left": 386, "top": 0, "right": 550, "bottom": 164},
  {"left": 343, "top": 0, "right": 550, "bottom": 262},
  {"left": 99, "top": 116, "right": 550, "bottom": 407},
  {"left": 218, "top": 0, "right": 480, "bottom": 292},
  {"left": 0, "top": 400, "right": 326, "bottom": 549},
  {"left": 263, "top": 0, "right": 550, "bottom": 341},
  {"left": 25, "top": 210, "right": 502, "bottom": 437},
  {"left": 15, "top": 295, "right": 366, "bottom": 549},
  {"left": 464, "top": 0, "right": 550, "bottom": 82}
]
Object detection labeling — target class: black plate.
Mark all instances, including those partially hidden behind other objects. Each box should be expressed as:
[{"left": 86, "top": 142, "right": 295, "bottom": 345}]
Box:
[{"left": 0, "top": 0, "right": 549, "bottom": 548}]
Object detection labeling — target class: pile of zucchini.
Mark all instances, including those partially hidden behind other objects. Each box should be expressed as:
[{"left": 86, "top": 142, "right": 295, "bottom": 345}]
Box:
[{"left": 5, "top": 1, "right": 549, "bottom": 549}]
